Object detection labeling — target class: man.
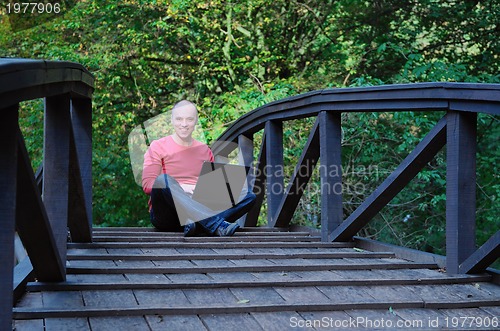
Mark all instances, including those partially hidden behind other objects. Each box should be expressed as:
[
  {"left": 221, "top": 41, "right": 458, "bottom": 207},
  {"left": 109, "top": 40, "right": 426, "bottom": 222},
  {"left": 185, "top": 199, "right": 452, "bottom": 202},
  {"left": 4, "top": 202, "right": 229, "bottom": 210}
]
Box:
[{"left": 142, "top": 100, "right": 256, "bottom": 236}]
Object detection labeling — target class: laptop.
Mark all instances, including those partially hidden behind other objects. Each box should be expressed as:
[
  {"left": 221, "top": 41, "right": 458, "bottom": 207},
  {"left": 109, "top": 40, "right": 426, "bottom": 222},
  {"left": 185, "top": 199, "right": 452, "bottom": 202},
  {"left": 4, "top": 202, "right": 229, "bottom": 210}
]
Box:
[{"left": 192, "top": 162, "right": 250, "bottom": 211}]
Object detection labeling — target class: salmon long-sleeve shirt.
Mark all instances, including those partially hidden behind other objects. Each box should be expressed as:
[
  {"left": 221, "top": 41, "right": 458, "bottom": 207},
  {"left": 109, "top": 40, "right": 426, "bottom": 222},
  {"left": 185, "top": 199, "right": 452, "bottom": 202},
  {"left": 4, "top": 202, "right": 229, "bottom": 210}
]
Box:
[{"left": 142, "top": 135, "right": 214, "bottom": 207}]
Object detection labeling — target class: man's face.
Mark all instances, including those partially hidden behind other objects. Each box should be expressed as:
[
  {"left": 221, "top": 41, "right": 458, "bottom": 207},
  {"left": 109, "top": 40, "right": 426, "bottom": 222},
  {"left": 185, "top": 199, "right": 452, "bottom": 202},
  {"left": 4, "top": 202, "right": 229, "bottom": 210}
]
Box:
[{"left": 171, "top": 104, "right": 198, "bottom": 140}]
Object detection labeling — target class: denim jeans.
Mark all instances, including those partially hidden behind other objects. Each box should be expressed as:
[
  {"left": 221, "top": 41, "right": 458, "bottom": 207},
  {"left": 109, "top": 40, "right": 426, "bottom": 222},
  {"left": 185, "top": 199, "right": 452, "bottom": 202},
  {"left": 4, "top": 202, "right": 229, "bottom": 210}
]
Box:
[{"left": 150, "top": 174, "right": 256, "bottom": 234}]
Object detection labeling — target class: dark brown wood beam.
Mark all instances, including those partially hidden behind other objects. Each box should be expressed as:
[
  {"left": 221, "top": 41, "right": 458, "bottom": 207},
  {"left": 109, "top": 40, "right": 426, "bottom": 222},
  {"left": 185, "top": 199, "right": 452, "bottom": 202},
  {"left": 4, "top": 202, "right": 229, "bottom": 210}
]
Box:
[
  {"left": 68, "top": 98, "right": 93, "bottom": 243},
  {"left": 0, "top": 105, "right": 18, "bottom": 331},
  {"left": 16, "top": 129, "right": 65, "bottom": 281},
  {"left": 265, "top": 121, "right": 284, "bottom": 227},
  {"left": 319, "top": 111, "right": 343, "bottom": 241},
  {"left": 446, "top": 110, "right": 478, "bottom": 274},
  {"left": 43, "top": 94, "right": 71, "bottom": 275},
  {"left": 244, "top": 132, "right": 266, "bottom": 227},
  {"left": 460, "top": 231, "right": 500, "bottom": 274}
]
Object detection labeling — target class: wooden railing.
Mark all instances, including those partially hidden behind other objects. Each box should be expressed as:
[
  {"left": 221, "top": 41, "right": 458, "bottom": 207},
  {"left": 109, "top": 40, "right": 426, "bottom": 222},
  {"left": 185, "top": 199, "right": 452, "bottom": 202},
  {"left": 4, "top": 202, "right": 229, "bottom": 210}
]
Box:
[
  {"left": 211, "top": 82, "right": 500, "bottom": 276},
  {"left": 0, "top": 58, "right": 94, "bottom": 329}
]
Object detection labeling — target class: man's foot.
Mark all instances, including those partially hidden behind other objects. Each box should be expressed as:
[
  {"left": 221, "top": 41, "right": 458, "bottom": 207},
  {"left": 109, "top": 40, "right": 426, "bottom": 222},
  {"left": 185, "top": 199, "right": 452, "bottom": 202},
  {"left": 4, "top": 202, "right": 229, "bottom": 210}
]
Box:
[
  {"left": 215, "top": 221, "right": 240, "bottom": 237},
  {"left": 184, "top": 222, "right": 197, "bottom": 237}
]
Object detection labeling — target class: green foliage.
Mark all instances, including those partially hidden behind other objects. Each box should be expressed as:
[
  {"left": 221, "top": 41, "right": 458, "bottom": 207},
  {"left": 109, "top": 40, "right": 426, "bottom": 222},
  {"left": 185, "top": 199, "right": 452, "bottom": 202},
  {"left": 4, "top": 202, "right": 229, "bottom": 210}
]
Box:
[{"left": 1, "top": 0, "right": 498, "bottom": 260}]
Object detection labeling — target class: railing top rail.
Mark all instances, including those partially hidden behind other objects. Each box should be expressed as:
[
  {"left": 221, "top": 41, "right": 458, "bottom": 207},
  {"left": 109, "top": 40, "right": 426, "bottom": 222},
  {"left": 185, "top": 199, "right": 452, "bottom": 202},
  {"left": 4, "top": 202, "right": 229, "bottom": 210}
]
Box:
[
  {"left": 213, "top": 82, "right": 500, "bottom": 155},
  {"left": 0, "top": 57, "right": 94, "bottom": 108}
]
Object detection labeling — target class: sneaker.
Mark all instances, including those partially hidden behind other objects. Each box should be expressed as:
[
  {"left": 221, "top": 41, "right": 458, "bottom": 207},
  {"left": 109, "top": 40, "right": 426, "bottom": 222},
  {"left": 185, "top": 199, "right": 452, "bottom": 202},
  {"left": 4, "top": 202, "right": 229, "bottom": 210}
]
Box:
[
  {"left": 215, "top": 221, "right": 240, "bottom": 237},
  {"left": 184, "top": 222, "right": 197, "bottom": 237}
]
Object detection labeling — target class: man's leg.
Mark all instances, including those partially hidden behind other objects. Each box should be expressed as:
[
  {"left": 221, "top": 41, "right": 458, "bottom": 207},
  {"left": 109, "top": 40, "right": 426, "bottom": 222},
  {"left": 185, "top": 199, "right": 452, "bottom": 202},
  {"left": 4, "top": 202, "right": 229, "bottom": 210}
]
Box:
[
  {"left": 216, "top": 191, "right": 257, "bottom": 224},
  {"left": 149, "top": 180, "right": 183, "bottom": 232},
  {"left": 151, "top": 174, "right": 227, "bottom": 234},
  {"left": 194, "top": 190, "right": 256, "bottom": 234}
]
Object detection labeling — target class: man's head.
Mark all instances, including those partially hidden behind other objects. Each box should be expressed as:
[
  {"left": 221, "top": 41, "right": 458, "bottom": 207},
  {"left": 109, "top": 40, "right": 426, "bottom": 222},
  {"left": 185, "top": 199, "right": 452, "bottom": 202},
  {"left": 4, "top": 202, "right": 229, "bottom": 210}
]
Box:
[{"left": 171, "top": 100, "right": 198, "bottom": 142}]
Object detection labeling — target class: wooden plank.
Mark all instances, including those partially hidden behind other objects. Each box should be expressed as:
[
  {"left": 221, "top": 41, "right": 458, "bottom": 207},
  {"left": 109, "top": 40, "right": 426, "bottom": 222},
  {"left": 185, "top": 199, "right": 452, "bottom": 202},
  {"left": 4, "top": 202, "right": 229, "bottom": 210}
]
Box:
[
  {"left": 68, "top": 97, "right": 93, "bottom": 242},
  {"left": 146, "top": 315, "right": 207, "bottom": 331},
  {"left": 446, "top": 110, "right": 477, "bottom": 274},
  {"left": 275, "top": 286, "right": 331, "bottom": 304},
  {"left": 135, "top": 289, "right": 191, "bottom": 306},
  {"left": 252, "top": 311, "right": 311, "bottom": 331},
  {"left": 27, "top": 272, "right": 490, "bottom": 292},
  {"left": 12, "top": 319, "right": 45, "bottom": 331},
  {"left": 14, "top": 291, "right": 42, "bottom": 308},
  {"left": 319, "top": 111, "right": 343, "bottom": 241},
  {"left": 274, "top": 117, "right": 320, "bottom": 227},
  {"left": 83, "top": 290, "right": 137, "bottom": 308},
  {"left": 91, "top": 230, "right": 309, "bottom": 238},
  {"left": 91, "top": 235, "right": 320, "bottom": 242},
  {"left": 16, "top": 130, "right": 65, "bottom": 281},
  {"left": 354, "top": 236, "right": 447, "bottom": 268},
  {"left": 67, "top": 241, "right": 355, "bottom": 249},
  {"left": 11, "top": 301, "right": 433, "bottom": 319},
  {"left": 66, "top": 251, "right": 395, "bottom": 261},
  {"left": 45, "top": 318, "right": 91, "bottom": 330},
  {"left": 43, "top": 94, "right": 71, "bottom": 275},
  {"left": 124, "top": 273, "right": 171, "bottom": 284},
  {"left": 200, "top": 313, "right": 263, "bottom": 330},
  {"left": 0, "top": 104, "right": 17, "bottom": 331},
  {"left": 230, "top": 287, "right": 286, "bottom": 305},
  {"left": 244, "top": 131, "right": 266, "bottom": 227},
  {"left": 42, "top": 290, "right": 84, "bottom": 309},
  {"left": 65, "top": 261, "right": 439, "bottom": 275},
  {"left": 265, "top": 120, "right": 284, "bottom": 226},
  {"left": 183, "top": 288, "right": 237, "bottom": 305},
  {"left": 460, "top": 230, "right": 500, "bottom": 274},
  {"left": 330, "top": 116, "right": 447, "bottom": 242},
  {"left": 89, "top": 316, "right": 150, "bottom": 331}
]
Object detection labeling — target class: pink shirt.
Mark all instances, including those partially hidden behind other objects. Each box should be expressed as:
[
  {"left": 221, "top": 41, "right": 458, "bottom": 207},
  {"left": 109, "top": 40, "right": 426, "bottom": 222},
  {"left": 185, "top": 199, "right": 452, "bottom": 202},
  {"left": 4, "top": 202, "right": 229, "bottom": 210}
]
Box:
[{"left": 142, "top": 135, "right": 214, "bottom": 196}]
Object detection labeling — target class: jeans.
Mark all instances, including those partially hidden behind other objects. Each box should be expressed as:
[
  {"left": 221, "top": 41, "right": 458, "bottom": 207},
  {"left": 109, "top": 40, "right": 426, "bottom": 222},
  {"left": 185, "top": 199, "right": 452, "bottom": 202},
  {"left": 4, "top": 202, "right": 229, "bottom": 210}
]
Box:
[{"left": 150, "top": 174, "right": 256, "bottom": 234}]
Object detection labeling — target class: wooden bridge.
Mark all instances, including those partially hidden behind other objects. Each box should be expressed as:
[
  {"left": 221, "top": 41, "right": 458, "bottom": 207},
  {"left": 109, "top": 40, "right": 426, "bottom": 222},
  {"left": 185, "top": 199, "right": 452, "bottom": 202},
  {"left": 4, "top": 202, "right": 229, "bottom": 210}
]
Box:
[{"left": 2, "top": 58, "right": 499, "bottom": 330}]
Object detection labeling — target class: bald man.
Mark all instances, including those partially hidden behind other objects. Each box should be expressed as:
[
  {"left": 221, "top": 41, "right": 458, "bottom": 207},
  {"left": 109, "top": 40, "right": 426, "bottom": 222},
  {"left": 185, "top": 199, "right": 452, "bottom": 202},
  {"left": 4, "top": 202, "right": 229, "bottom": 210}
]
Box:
[{"left": 142, "top": 100, "right": 256, "bottom": 236}]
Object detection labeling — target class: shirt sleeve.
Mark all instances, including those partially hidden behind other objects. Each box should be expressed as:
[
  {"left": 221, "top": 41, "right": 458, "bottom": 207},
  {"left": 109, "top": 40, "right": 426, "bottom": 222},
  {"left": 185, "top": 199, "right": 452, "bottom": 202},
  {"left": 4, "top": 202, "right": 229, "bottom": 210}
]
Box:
[{"left": 142, "top": 142, "right": 162, "bottom": 195}]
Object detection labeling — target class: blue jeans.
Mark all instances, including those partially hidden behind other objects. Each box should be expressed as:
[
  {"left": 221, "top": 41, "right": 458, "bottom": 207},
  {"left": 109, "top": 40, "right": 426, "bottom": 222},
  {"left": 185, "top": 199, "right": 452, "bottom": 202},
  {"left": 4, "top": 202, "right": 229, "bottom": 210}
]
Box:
[{"left": 150, "top": 174, "right": 256, "bottom": 234}]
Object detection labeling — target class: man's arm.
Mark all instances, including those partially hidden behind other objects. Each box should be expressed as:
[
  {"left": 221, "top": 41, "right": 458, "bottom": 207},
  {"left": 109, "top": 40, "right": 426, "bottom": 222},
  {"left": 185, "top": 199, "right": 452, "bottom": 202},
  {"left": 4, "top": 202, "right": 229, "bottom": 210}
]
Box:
[{"left": 142, "top": 143, "right": 162, "bottom": 195}]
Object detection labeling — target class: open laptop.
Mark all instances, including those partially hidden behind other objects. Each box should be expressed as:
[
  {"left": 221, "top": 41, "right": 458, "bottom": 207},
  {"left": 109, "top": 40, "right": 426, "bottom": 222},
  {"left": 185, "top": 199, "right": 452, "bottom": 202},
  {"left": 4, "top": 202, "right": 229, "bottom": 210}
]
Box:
[{"left": 191, "top": 162, "right": 250, "bottom": 211}]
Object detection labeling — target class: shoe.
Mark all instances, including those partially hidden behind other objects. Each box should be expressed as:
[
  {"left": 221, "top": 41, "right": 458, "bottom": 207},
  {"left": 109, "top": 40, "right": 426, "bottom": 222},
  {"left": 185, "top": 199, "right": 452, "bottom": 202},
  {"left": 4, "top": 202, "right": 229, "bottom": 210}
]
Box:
[
  {"left": 184, "top": 222, "right": 197, "bottom": 237},
  {"left": 215, "top": 221, "right": 240, "bottom": 237}
]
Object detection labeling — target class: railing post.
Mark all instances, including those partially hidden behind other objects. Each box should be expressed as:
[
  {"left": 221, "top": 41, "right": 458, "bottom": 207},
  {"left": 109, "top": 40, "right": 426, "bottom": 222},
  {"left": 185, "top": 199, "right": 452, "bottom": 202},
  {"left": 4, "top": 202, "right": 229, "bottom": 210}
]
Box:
[
  {"left": 446, "top": 110, "right": 477, "bottom": 274},
  {"left": 245, "top": 132, "right": 267, "bottom": 227},
  {"left": 237, "top": 134, "right": 253, "bottom": 226},
  {"left": 0, "top": 105, "right": 18, "bottom": 331},
  {"left": 43, "top": 94, "right": 71, "bottom": 274},
  {"left": 265, "top": 121, "right": 284, "bottom": 227},
  {"left": 319, "top": 111, "right": 343, "bottom": 242},
  {"left": 69, "top": 98, "right": 93, "bottom": 242}
]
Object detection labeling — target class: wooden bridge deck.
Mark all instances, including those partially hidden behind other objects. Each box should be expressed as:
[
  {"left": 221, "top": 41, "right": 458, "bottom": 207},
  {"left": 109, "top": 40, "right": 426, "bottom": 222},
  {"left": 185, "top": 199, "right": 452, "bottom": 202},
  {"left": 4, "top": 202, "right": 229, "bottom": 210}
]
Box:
[{"left": 13, "top": 227, "right": 500, "bottom": 330}]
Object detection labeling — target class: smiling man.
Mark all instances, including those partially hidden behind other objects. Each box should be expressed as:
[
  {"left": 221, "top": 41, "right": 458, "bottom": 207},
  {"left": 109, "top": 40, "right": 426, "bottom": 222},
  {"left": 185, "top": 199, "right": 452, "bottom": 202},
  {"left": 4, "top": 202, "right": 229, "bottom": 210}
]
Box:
[{"left": 141, "top": 100, "right": 256, "bottom": 236}]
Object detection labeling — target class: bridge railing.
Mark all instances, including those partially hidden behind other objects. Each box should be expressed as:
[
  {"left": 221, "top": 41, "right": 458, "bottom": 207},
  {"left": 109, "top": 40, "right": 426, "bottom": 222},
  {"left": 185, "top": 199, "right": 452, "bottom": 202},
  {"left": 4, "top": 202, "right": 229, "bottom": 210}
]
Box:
[
  {"left": 0, "top": 58, "right": 94, "bottom": 328},
  {"left": 211, "top": 83, "right": 500, "bottom": 275}
]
